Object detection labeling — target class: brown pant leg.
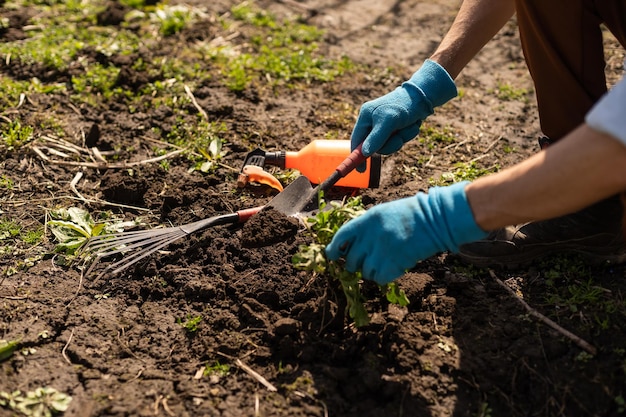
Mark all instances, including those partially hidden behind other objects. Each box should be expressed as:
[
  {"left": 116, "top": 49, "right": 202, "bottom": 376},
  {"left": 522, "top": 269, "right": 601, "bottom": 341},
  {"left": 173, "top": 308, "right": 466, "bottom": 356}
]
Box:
[
  {"left": 515, "top": 0, "right": 626, "bottom": 141},
  {"left": 595, "top": 3, "right": 626, "bottom": 237}
]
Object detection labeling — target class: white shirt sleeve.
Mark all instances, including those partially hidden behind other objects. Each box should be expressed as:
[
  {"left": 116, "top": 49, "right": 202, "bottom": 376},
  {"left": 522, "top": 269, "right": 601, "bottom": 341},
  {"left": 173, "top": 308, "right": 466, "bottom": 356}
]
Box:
[{"left": 585, "top": 74, "right": 626, "bottom": 146}]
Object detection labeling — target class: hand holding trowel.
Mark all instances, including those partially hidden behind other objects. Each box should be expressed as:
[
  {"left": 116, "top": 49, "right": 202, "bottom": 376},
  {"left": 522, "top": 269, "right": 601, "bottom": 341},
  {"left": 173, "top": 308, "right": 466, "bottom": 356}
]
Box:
[{"left": 79, "top": 144, "right": 369, "bottom": 278}]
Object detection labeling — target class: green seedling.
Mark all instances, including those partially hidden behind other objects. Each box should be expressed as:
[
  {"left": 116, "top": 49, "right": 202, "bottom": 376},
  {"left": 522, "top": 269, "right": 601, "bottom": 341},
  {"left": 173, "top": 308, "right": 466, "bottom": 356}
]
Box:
[
  {"left": 430, "top": 161, "right": 499, "bottom": 186},
  {"left": 0, "top": 219, "right": 21, "bottom": 240},
  {"left": 210, "top": 2, "right": 352, "bottom": 91},
  {"left": 0, "top": 387, "right": 72, "bottom": 417},
  {"left": 197, "top": 137, "right": 226, "bottom": 173},
  {"left": 1, "top": 119, "right": 34, "bottom": 151},
  {"left": 615, "top": 395, "right": 625, "bottom": 414},
  {"left": 494, "top": 81, "right": 530, "bottom": 101},
  {"left": 540, "top": 254, "right": 621, "bottom": 331},
  {"left": 150, "top": 4, "right": 201, "bottom": 36},
  {"left": 203, "top": 360, "right": 230, "bottom": 377},
  {"left": 0, "top": 175, "right": 14, "bottom": 189},
  {"left": 47, "top": 207, "right": 138, "bottom": 255},
  {"left": 281, "top": 373, "right": 316, "bottom": 396},
  {"left": 178, "top": 315, "right": 202, "bottom": 333},
  {"left": 474, "top": 402, "right": 493, "bottom": 417},
  {"left": 120, "top": 0, "right": 146, "bottom": 7},
  {"left": 166, "top": 120, "right": 229, "bottom": 172},
  {"left": 71, "top": 64, "right": 122, "bottom": 100},
  {"left": 419, "top": 125, "right": 457, "bottom": 149},
  {"left": 0, "top": 339, "right": 19, "bottom": 362},
  {"left": 293, "top": 196, "right": 409, "bottom": 327},
  {"left": 47, "top": 208, "right": 106, "bottom": 254},
  {"left": 21, "top": 228, "right": 44, "bottom": 245}
]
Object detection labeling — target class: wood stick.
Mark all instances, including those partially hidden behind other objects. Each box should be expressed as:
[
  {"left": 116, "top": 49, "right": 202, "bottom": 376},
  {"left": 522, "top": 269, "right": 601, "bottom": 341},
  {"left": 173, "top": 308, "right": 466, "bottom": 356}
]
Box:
[
  {"left": 488, "top": 269, "right": 597, "bottom": 355},
  {"left": 235, "top": 358, "right": 277, "bottom": 392},
  {"left": 31, "top": 146, "right": 185, "bottom": 169}
]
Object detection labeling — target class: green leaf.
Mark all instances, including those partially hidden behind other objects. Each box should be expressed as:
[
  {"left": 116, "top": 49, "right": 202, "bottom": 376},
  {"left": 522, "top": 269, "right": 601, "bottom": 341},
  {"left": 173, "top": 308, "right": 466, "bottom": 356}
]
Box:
[
  {"left": 0, "top": 339, "right": 19, "bottom": 362},
  {"left": 385, "top": 283, "right": 410, "bottom": 307},
  {"left": 208, "top": 137, "right": 222, "bottom": 158}
]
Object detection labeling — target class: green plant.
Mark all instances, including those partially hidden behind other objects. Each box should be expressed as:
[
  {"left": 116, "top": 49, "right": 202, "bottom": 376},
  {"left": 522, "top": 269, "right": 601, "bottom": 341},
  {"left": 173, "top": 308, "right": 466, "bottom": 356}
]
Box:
[
  {"left": 0, "top": 174, "right": 13, "bottom": 189},
  {"left": 502, "top": 143, "right": 516, "bottom": 153},
  {"left": 197, "top": 137, "right": 227, "bottom": 173},
  {"left": 0, "top": 339, "right": 19, "bottom": 362},
  {"left": 293, "top": 196, "right": 409, "bottom": 327},
  {"left": 575, "top": 351, "right": 594, "bottom": 363},
  {"left": 615, "top": 395, "right": 625, "bottom": 414},
  {"left": 94, "top": 293, "right": 110, "bottom": 300},
  {"left": 494, "top": 81, "right": 529, "bottom": 101},
  {"left": 150, "top": 5, "right": 199, "bottom": 36},
  {"left": 210, "top": 2, "right": 353, "bottom": 91},
  {"left": 0, "top": 387, "right": 72, "bottom": 417},
  {"left": 474, "top": 402, "right": 493, "bottom": 417},
  {"left": 1, "top": 119, "right": 34, "bottom": 151},
  {"left": 0, "top": 220, "right": 21, "bottom": 240},
  {"left": 120, "top": 0, "right": 146, "bottom": 7},
  {"left": 22, "top": 228, "right": 44, "bottom": 245},
  {"left": 430, "top": 161, "right": 498, "bottom": 186},
  {"left": 178, "top": 315, "right": 202, "bottom": 333},
  {"left": 166, "top": 120, "right": 229, "bottom": 172},
  {"left": 419, "top": 125, "right": 457, "bottom": 149},
  {"left": 203, "top": 360, "right": 230, "bottom": 377},
  {"left": 47, "top": 207, "right": 138, "bottom": 255},
  {"left": 70, "top": 63, "right": 121, "bottom": 99}
]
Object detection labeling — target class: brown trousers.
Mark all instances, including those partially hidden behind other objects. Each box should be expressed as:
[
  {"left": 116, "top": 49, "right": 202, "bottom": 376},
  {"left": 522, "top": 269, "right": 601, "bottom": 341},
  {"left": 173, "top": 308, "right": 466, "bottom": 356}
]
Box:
[{"left": 515, "top": 0, "right": 626, "bottom": 140}]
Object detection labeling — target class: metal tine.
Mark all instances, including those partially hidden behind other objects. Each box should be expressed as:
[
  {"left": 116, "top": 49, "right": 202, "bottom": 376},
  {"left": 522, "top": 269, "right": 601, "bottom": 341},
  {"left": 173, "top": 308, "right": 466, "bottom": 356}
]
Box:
[
  {"left": 81, "top": 228, "right": 179, "bottom": 256},
  {"left": 82, "top": 215, "right": 226, "bottom": 256},
  {"left": 85, "top": 226, "right": 185, "bottom": 280},
  {"left": 98, "top": 231, "right": 186, "bottom": 276},
  {"left": 82, "top": 214, "right": 230, "bottom": 277},
  {"left": 89, "top": 228, "right": 168, "bottom": 240},
  {"left": 87, "top": 229, "right": 185, "bottom": 260}
]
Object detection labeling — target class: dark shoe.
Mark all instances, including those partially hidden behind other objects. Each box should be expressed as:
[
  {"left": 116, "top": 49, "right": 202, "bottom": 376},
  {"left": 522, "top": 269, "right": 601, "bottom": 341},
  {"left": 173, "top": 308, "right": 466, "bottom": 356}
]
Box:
[{"left": 457, "top": 196, "right": 626, "bottom": 268}]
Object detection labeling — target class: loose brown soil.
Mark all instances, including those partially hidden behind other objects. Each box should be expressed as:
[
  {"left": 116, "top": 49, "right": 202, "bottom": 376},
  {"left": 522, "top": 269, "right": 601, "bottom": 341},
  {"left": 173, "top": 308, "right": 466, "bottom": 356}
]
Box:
[{"left": 1, "top": 1, "right": 626, "bottom": 416}]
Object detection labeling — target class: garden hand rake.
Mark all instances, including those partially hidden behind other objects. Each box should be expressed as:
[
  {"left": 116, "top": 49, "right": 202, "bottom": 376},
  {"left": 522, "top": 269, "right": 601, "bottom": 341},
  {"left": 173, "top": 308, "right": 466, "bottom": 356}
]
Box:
[
  {"left": 79, "top": 144, "right": 367, "bottom": 278},
  {"left": 79, "top": 204, "right": 264, "bottom": 279}
]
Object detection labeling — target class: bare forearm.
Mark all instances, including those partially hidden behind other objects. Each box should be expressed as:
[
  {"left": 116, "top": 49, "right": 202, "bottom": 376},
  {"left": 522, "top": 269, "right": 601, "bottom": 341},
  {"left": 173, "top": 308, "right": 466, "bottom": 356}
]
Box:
[
  {"left": 466, "top": 125, "right": 626, "bottom": 231},
  {"left": 430, "top": 0, "right": 515, "bottom": 79}
]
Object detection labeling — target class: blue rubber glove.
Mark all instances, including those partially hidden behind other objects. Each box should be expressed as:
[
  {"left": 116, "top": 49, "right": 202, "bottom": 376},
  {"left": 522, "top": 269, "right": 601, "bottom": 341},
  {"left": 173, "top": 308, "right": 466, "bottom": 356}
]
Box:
[
  {"left": 325, "top": 181, "right": 488, "bottom": 285},
  {"left": 352, "top": 60, "right": 457, "bottom": 171}
]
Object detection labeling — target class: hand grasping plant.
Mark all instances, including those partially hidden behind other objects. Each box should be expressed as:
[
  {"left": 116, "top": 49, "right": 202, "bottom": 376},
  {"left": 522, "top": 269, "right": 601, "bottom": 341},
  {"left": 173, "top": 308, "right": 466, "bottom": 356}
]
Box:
[{"left": 292, "top": 196, "right": 409, "bottom": 327}]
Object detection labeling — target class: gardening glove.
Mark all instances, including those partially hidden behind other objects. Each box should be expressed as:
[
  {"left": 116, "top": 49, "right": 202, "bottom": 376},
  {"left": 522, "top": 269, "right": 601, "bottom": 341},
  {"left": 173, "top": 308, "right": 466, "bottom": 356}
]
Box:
[
  {"left": 352, "top": 59, "right": 457, "bottom": 171},
  {"left": 325, "top": 181, "right": 488, "bottom": 285}
]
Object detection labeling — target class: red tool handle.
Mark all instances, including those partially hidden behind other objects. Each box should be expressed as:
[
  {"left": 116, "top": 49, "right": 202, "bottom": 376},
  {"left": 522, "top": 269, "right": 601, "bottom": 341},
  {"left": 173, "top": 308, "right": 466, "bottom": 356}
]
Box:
[
  {"left": 236, "top": 205, "right": 265, "bottom": 223},
  {"left": 335, "top": 143, "right": 367, "bottom": 177},
  {"left": 317, "top": 143, "right": 367, "bottom": 193}
]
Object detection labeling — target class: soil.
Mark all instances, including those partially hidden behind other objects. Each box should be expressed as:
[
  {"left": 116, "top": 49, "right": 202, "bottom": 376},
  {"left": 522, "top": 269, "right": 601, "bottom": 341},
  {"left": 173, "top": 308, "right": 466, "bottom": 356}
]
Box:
[{"left": 1, "top": 1, "right": 626, "bottom": 416}]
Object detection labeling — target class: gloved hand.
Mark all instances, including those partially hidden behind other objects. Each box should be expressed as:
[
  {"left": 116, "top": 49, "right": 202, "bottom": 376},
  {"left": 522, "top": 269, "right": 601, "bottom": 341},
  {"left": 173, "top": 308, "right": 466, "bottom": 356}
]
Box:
[
  {"left": 325, "top": 181, "right": 488, "bottom": 285},
  {"left": 352, "top": 60, "right": 457, "bottom": 171}
]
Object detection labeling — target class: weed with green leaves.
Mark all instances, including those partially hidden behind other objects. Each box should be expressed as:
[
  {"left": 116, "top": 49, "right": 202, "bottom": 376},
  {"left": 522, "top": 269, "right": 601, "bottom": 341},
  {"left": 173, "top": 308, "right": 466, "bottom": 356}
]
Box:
[
  {"left": 293, "top": 196, "right": 409, "bottom": 327},
  {"left": 179, "top": 315, "right": 202, "bottom": 333},
  {"left": 0, "top": 387, "right": 71, "bottom": 417},
  {"left": 47, "top": 207, "right": 140, "bottom": 263}
]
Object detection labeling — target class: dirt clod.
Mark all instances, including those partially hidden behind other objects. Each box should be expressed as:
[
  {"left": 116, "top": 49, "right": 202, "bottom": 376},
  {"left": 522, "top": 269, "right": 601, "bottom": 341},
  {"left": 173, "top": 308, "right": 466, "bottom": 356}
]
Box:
[{"left": 240, "top": 208, "right": 300, "bottom": 248}]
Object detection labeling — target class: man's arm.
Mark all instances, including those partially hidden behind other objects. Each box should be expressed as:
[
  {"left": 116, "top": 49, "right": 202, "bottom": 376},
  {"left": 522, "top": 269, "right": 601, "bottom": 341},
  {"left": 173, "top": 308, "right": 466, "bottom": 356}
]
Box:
[
  {"left": 328, "top": 124, "right": 626, "bottom": 284},
  {"left": 430, "top": 0, "right": 516, "bottom": 79},
  {"left": 466, "top": 125, "right": 626, "bottom": 231}
]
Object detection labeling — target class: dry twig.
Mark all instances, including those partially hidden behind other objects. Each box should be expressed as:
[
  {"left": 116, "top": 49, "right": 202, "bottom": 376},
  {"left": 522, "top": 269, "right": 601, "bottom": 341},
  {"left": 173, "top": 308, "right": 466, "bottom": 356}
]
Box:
[
  {"left": 184, "top": 84, "right": 208, "bottom": 120},
  {"left": 62, "top": 328, "right": 75, "bottom": 365},
  {"left": 233, "top": 358, "right": 277, "bottom": 392},
  {"left": 488, "top": 269, "right": 597, "bottom": 355}
]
